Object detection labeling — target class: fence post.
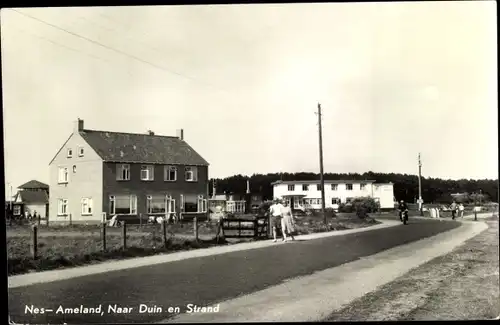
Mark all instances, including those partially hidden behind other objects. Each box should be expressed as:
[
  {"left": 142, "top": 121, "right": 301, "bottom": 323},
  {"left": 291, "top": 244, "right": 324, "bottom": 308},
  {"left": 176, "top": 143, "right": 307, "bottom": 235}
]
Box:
[
  {"left": 238, "top": 220, "right": 241, "bottom": 237},
  {"left": 122, "top": 222, "right": 127, "bottom": 250},
  {"left": 162, "top": 220, "right": 168, "bottom": 248},
  {"left": 31, "top": 224, "right": 38, "bottom": 260},
  {"left": 37, "top": 214, "right": 41, "bottom": 226},
  {"left": 193, "top": 217, "right": 198, "bottom": 242},
  {"left": 254, "top": 218, "right": 258, "bottom": 239},
  {"left": 474, "top": 210, "right": 477, "bottom": 221},
  {"left": 101, "top": 222, "right": 107, "bottom": 251},
  {"left": 69, "top": 213, "right": 72, "bottom": 226},
  {"left": 140, "top": 213, "right": 143, "bottom": 228}
]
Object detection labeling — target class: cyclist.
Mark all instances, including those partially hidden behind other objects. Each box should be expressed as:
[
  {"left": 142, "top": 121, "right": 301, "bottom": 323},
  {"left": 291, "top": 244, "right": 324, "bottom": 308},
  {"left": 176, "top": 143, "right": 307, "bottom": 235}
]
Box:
[{"left": 398, "top": 200, "right": 409, "bottom": 223}]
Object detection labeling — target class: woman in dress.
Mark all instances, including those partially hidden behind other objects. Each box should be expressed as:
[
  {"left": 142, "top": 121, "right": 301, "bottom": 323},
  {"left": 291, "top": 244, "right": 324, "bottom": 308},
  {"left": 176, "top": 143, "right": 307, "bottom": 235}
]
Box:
[{"left": 281, "top": 200, "right": 296, "bottom": 242}]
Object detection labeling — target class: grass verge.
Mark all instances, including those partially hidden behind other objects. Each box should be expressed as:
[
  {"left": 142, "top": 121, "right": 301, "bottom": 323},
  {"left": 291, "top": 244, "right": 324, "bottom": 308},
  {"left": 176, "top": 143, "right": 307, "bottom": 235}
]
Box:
[{"left": 7, "top": 214, "right": 379, "bottom": 276}]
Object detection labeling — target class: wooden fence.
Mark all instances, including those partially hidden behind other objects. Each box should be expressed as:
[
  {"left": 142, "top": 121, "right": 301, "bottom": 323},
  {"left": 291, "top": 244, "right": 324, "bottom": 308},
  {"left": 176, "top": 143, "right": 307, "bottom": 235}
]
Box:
[{"left": 216, "top": 216, "right": 269, "bottom": 242}]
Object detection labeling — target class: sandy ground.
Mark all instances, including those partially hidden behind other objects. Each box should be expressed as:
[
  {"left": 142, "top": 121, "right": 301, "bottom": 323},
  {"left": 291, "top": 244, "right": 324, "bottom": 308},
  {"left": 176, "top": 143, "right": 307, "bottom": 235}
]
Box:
[{"left": 326, "top": 220, "right": 499, "bottom": 321}]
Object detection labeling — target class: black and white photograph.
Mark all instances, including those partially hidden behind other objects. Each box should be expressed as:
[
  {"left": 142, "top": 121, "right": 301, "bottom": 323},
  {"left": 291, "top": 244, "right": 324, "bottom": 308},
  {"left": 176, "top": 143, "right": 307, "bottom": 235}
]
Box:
[{"left": 2, "top": 1, "right": 498, "bottom": 324}]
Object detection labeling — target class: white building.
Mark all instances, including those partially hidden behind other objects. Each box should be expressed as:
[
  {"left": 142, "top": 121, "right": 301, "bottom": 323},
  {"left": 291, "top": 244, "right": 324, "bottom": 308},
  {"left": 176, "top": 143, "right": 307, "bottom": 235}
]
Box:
[{"left": 271, "top": 180, "right": 395, "bottom": 210}]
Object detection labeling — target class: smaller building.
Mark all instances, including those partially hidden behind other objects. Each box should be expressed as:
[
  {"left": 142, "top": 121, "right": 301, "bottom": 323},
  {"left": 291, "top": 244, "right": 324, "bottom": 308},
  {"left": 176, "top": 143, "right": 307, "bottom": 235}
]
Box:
[{"left": 12, "top": 180, "right": 50, "bottom": 219}]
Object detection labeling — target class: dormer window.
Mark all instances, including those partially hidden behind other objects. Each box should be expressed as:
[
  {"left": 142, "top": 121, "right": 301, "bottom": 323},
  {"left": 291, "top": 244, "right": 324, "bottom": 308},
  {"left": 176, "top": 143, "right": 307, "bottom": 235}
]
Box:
[
  {"left": 67, "top": 149, "right": 73, "bottom": 158},
  {"left": 78, "top": 147, "right": 84, "bottom": 157}
]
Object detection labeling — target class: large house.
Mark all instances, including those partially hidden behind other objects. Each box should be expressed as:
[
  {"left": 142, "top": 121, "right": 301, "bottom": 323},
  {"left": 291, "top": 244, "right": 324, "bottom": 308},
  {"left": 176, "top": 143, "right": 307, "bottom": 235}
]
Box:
[
  {"left": 48, "top": 119, "right": 210, "bottom": 224},
  {"left": 272, "top": 180, "right": 395, "bottom": 210},
  {"left": 11, "top": 180, "right": 50, "bottom": 219}
]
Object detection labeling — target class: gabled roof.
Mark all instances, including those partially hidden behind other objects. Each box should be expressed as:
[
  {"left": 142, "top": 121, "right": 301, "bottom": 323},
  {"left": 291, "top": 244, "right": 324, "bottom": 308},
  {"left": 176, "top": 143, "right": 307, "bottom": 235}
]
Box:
[
  {"left": 16, "top": 191, "right": 49, "bottom": 204},
  {"left": 18, "top": 180, "right": 49, "bottom": 190},
  {"left": 79, "top": 129, "right": 209, "bottom": 166}
]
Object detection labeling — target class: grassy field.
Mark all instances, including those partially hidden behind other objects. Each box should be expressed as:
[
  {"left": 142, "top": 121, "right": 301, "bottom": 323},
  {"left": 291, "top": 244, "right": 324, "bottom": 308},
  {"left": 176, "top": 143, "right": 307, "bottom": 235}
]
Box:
[{"left": 6, "top": 213, "right": 379, "bottom": 276}]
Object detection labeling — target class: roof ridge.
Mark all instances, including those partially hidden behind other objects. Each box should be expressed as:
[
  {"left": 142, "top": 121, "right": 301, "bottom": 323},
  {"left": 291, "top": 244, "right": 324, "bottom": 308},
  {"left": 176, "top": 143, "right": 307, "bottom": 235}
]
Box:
[{"left": 82, "top": 129, "right": 180, "bottom": 139}]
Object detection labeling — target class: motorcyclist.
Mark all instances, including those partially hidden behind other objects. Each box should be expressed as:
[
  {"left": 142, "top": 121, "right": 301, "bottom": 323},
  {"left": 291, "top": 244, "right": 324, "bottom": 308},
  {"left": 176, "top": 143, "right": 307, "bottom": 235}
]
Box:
[{"left": 398, "top": 200, "right": 409, "bottom": 222}]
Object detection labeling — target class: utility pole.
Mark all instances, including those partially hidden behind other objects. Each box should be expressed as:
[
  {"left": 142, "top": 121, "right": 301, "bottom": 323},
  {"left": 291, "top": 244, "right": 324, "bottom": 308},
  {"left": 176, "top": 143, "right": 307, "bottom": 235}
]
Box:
[
  {"left": 317, "top": 103, "right": 327, "bottom": 224},
  {"left": 418, "top": 153, "right": 423, "bottom": 216}
]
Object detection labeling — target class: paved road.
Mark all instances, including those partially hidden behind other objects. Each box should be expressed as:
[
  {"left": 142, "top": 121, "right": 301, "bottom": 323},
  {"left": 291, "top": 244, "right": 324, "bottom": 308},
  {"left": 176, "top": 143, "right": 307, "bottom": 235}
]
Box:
[{"left": 8, "top": 218, "right": 460, "bottom": 324}]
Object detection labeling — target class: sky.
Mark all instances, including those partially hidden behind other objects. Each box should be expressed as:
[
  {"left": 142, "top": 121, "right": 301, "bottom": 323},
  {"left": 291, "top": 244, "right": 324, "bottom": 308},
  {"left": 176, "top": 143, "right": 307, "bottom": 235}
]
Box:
[{"left": 1, "top": 2, "right": 498, "bottom": 197}]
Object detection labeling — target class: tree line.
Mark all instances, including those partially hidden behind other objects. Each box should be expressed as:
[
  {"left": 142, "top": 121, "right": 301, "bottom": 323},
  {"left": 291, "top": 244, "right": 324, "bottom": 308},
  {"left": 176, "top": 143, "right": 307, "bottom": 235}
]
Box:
[{"left": 209, "top": 172, "right": 498, "bottom": 204}]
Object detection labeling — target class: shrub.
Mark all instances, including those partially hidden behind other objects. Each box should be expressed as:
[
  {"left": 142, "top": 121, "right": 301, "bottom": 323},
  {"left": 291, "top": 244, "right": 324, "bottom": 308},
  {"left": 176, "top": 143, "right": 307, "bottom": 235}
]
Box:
[
  {"left": 338, "top": 203, "right": 354, "bottom": 213},
  {"left": 351, "top": 197, "right": 380, "bottom": 218}
]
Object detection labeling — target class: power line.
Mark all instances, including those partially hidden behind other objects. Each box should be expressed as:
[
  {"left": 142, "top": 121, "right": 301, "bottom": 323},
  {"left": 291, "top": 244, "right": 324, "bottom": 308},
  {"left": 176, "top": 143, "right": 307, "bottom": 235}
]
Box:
[
  {"left": 10, "top": 26, "right": 135, "bottom": 77},
  {"left": 9, "top": 8, "right": 230, "bottom": 95}
]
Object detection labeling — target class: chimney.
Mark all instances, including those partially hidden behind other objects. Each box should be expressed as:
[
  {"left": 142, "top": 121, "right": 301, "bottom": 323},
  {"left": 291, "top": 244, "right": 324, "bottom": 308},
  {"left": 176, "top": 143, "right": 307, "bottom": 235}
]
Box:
[
  {"left": 74, "top": 118, "right": 84, "bottom": 133},
  {"left": 176, "top": 129, "right": 184, "bottom": 141},
  {"left": 147, "top": 130, "right": 155, "bottom": 136}
]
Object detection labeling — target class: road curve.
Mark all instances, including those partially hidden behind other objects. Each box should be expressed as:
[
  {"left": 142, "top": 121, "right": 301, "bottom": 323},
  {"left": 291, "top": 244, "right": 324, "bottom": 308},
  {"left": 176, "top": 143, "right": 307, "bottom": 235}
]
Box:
[{"left": 8, "top": 218, "right": 460, "bottom": 324}]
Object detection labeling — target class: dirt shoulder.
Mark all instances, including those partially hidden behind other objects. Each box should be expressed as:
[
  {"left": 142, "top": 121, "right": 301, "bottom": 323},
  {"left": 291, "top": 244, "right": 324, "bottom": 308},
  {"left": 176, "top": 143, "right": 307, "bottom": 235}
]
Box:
[{"left": 325, "top": 220, "right": 499, "bottom": 321}]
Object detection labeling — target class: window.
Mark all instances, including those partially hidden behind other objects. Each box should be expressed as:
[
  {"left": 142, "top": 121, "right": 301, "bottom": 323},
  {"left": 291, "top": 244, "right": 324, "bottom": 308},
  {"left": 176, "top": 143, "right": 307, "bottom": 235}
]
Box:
[
  {"left": 288, "top": 184, "right": 295, "bottom": 191},
  {"left": 67, "top": 149, "right": 73, "bottom": 158},
  {"left": 302, "top": 184, "right": 309, "bottom": 191},
  {"left": 360, "top": 183, "right": 366, "bottom": 190},
  {"left": 58, "top": 167, "right": 69, "bottom": 184},
  {"left": 116, "top": 164, "right": 130, "bottom": 181},
  {"left": 182, "top": 194, "right": 198, "bottom": 213},
  {"left": 332, "top": 198, "right": 341, "bottom": 205},
  {"left": 58, "top": 199, "right": 68, "bottom": 215},
  {"left": 164, "top": 166, "right": 177, "bottom": 181},
  {"left": 316, "top": 184, "right": 322, "bottom": 191},
  {"left": 78, "top": 147, "right": 84, "bottom": 157},
  {"left": 185, "top": 166, "right": 198, "bottom": 182},
  {"left": 141, "top": 165, "right": 154, "bottom": 181},
  {"left": 81, "top": 198, "right": 93, "bottom": 215},
  {"left": 109, "top": 195, "right": 137, "bottom": 215},
  {"left": 197, "top": 195, "right": 208, "bottom": 213},
  {"left": 346, "top": 184, "right": 353, "bottom": 191},
  {"left": 331, "top": 184, "right": 338, "bottom": 191},
  {"left": 72, "top": 165, "right": 76, "bottom": 173},
  {"left": 13, "top": 205, "right": 21, "bottom": 215},
  {"left": 146, "top": 195, "right": 166, "bottom": 214},
  {"left": 346, "top": 197, "right": 354, "bottom": 204}
]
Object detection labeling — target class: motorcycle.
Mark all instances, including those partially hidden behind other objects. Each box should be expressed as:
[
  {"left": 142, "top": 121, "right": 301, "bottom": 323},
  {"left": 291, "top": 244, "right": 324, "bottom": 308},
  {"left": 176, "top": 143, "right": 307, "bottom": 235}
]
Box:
[{"left": 401, "top": 209, "right": 409, "bottom": 225}]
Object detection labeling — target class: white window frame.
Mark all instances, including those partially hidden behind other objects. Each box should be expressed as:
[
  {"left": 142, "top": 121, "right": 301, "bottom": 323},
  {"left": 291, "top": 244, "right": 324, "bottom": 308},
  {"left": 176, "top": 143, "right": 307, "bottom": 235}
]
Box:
[
  {"left": 141, "top": 165, "right": 155, "bottom": 181},
  {"left": 109, "top": 195, "right": 137, "bottom": 215},
  {"left": 346, "top": 184, "right": 353, "bottom": 191},
  {"left": 78, "top": 146, "right": 84, "bottom": 157},
  {"left": 81, "top": 198, "right": 93, "bottom": 215},
  {"left": 67, "top": 148, "right": 73, "bottom": 158},
  {"left": 185, "top": 166, "right": 198, "bottom": 182},
  {"left": 164, "top": 165, "right": 177, "bottom": 182},
  {"left": 316, "top": 184, "right": 322, "bottom": 191},
  {"left": 58, "top": 167, "right": 69, "bottom": 184},
  {"left": 288, "top": 184, "right": 295, "bottom": 191},
  {"left": 331, "top": 184, "right": 338, "bottom": 191},
  {"left": 116, "top": 164, "right": 130, "bottom": 181},
  {"left": 302, "top": 184, "right": 309, "bottom": 191},
  {"left": 331, "top": 198, "right": 341, "bottom": 204},
  {"left": 13, "top": 205, "right": 21, "bottom": 215},
  {"left": 146, "top": 195, "right": 167, "bottom": 214},
  {"left": 197, "top": 195, "right": 208, "bottom": 213},
  {"left": 58, "top": 199, "right": 68, "bottom": 216}
]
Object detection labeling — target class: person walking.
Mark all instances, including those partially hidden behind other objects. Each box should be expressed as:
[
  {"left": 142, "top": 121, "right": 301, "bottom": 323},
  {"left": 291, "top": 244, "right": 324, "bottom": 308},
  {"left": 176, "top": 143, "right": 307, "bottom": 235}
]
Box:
[
  {"left": 269, "top": 198, "right": 285, "bottom": 242},
  {"left": 281, "top": 200, "right": 296, "bottom": 242},
  {"left": 458, "top": 203, "right": 465, "bottom": 218},
  {"left": 450, "top": 201, "right": 457, "bottom": 220}
]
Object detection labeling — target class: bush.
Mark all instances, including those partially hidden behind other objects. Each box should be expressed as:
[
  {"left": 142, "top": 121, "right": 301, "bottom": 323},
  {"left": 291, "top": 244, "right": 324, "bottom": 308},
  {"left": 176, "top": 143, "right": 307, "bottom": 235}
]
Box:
[
  {"left": 351, "top": 197, "right": 380, "bottom": 218},
  {"left": 338, "top": 203, "right": 354, "bottom": 213}
]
